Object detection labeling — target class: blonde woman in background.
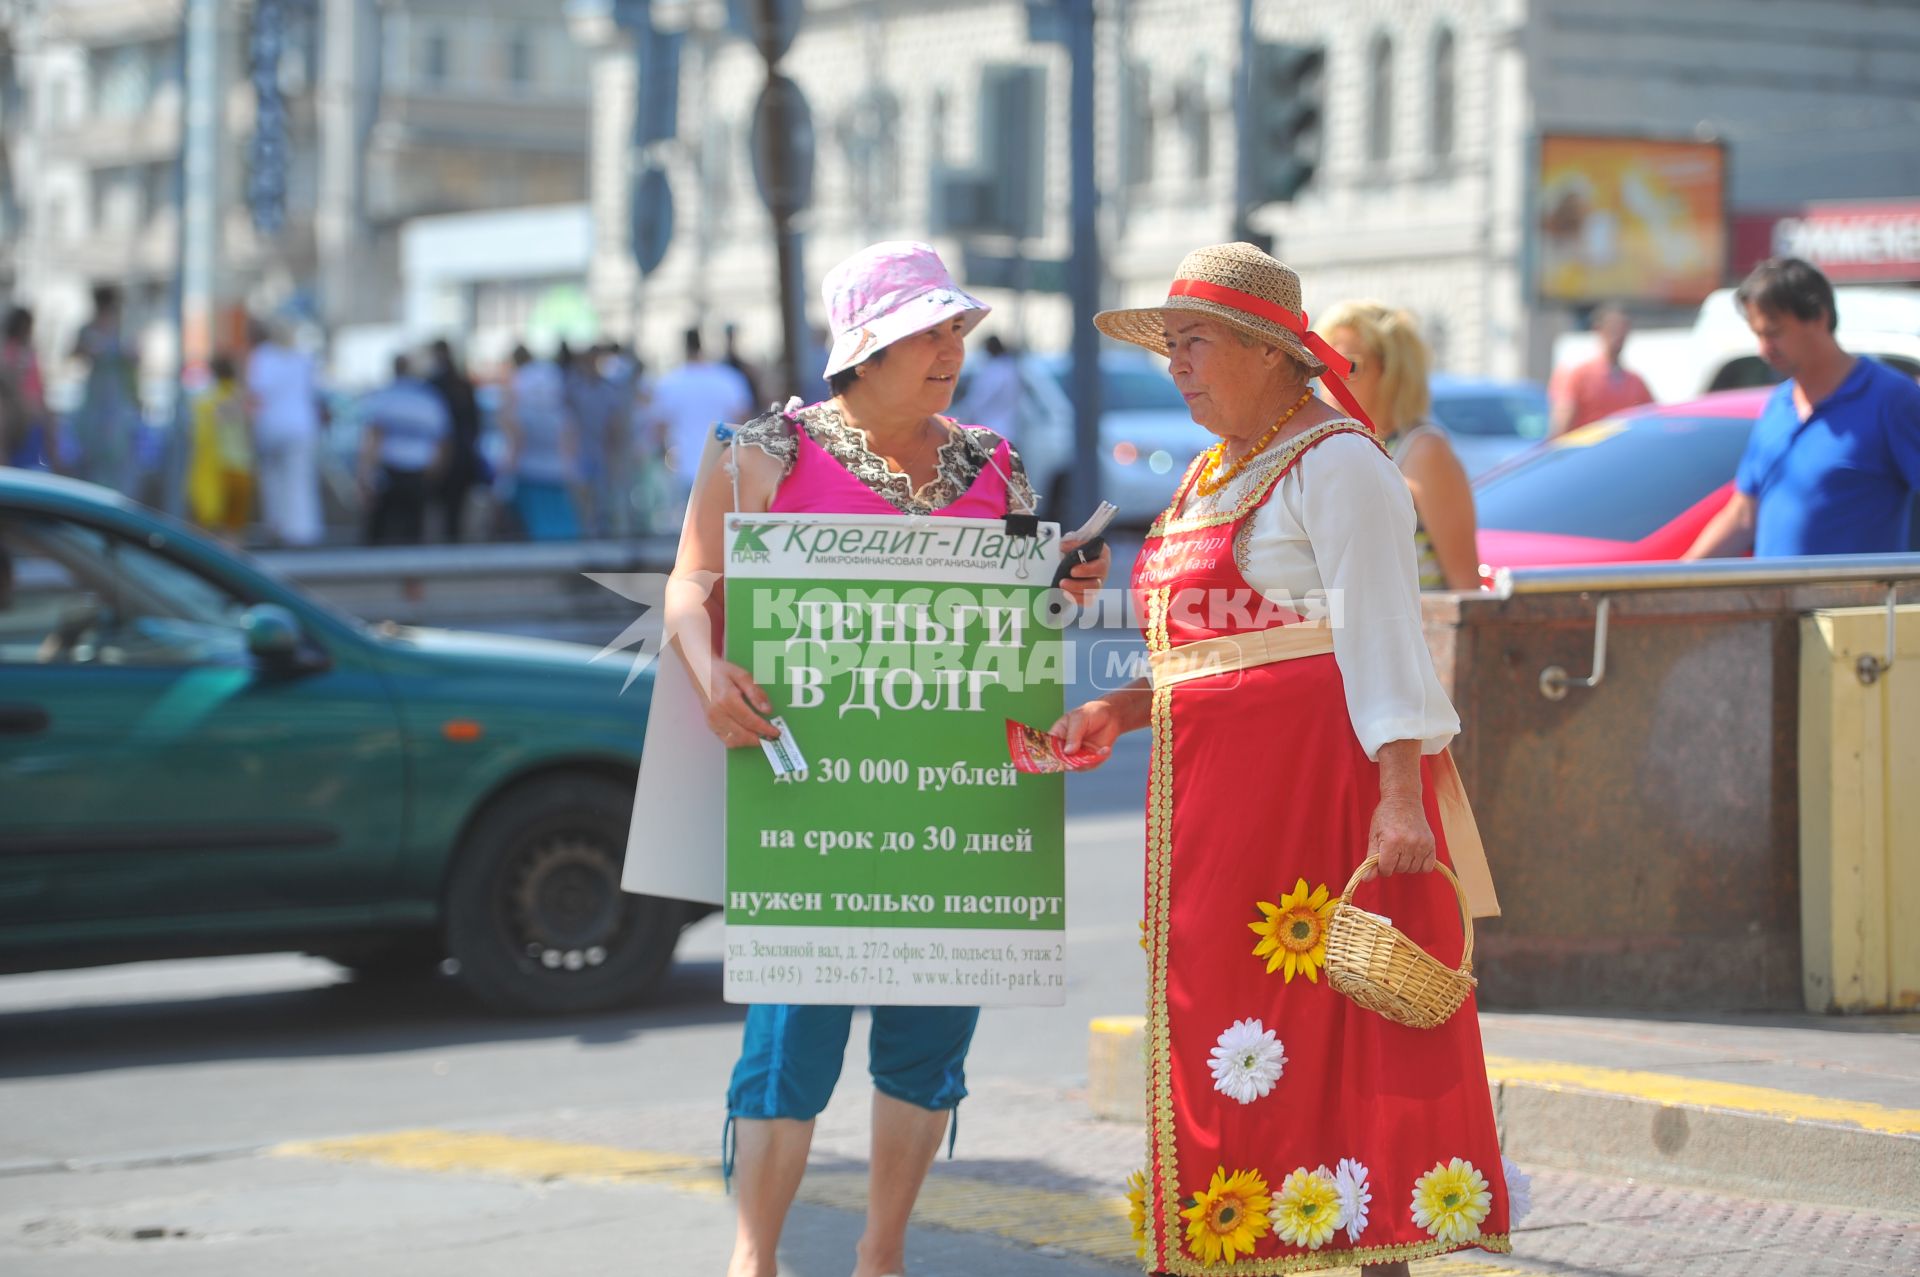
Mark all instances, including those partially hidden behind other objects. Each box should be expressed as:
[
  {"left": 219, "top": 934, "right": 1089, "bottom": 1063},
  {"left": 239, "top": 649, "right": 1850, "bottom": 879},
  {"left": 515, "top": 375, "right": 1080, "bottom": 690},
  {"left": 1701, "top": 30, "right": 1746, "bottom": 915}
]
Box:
[{"left": 1318, "top": 302, "right": 1482, "bottom": 590}]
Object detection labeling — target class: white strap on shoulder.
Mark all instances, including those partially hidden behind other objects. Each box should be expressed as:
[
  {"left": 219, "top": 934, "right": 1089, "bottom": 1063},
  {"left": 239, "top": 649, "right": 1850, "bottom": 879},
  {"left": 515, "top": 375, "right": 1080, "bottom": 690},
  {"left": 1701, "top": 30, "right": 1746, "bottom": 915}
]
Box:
[{"left": 1390, "top": 421, "right": 1444, "bottom": 463}]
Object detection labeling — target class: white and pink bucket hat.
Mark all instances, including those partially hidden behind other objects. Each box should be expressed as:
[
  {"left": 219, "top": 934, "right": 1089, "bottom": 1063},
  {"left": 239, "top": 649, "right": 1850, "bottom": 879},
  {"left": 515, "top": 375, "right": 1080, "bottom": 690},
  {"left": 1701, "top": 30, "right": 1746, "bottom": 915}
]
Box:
[{"left": 820, "top": 241, "right": 991, "bottom": 379}]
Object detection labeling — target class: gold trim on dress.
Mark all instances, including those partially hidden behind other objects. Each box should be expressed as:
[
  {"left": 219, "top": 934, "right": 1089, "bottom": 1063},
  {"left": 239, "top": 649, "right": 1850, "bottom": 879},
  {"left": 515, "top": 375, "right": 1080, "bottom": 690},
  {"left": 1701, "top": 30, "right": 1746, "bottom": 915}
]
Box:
[
  {"left": 1154, "top": 421, "right": 1380, "bottom": 535},
  {"left": 1154, "top": 1232, "right": 1514, "bottom": 1275},
  {"left": 1144, "top": 586, "right": 1178, "bottom": 1267},
  {"left": 1148, "top": 623, "right": 1333, "bottom": 688}
]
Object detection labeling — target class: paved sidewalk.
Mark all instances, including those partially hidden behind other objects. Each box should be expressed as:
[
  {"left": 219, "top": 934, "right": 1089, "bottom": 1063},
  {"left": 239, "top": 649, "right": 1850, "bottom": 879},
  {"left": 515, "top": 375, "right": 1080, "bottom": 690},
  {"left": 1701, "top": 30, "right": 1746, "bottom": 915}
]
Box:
[
  {"left": 1478, "top": 1009, "right": 1920, "bottom": 1216},
  {"left": 251, "top": 1062, "right": 1919, "bottom": 1276},
  {"left": 8, "top": 1060, "right": 1914, "bottom": 1275}
]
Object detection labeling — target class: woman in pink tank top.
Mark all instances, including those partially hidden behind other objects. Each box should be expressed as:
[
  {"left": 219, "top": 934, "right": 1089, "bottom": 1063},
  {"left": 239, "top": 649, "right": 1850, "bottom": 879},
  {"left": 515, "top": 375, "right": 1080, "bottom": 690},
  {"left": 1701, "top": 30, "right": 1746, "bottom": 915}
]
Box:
[{"left": 655, "top": 242, "right": 1109, "bottom": 1277}]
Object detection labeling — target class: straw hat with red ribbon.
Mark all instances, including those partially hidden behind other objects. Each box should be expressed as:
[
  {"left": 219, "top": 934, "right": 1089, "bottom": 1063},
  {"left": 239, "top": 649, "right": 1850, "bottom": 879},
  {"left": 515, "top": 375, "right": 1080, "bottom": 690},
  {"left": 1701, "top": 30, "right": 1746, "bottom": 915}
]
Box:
[{"left": 1094, "top": 242, "right": 1375, "bottom": 433}]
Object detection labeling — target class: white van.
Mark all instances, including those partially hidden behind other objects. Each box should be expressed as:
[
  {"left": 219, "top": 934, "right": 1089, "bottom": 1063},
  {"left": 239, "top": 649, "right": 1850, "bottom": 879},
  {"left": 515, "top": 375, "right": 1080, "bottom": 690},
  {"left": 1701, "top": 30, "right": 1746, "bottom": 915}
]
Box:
[{"left": 1552, "top": 286, "right": 1920, "bottom": 404}]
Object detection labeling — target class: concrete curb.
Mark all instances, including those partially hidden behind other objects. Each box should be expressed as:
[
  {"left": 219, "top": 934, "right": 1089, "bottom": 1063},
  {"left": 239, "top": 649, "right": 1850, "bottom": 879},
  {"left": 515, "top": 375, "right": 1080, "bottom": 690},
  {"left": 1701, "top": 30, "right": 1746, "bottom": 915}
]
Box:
[
  {"left": 1491, "top": 1076, "right": 1920, "bottom": 1215},
  {"left": 1086, "top": 1017, "right": 1920, "bottom": 1217}
]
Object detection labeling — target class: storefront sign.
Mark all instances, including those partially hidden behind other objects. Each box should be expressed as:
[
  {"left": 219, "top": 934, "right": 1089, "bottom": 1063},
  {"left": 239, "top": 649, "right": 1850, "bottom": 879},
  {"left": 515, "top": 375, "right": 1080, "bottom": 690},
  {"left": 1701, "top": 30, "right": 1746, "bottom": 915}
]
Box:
[{"left": 1732, "top": 201, "right": 1920, "bottom": 284}]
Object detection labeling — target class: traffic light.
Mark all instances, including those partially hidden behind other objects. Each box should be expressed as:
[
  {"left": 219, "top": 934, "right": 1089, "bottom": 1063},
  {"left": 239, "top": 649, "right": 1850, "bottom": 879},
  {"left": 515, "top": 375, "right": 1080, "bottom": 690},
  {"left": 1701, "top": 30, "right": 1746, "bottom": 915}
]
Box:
[
  {"left": 930, "top": 63, "right": 1046, "bottom": 240},
  {"left": 1245, "top": 41, "right": 1324, "bottom": 205}
]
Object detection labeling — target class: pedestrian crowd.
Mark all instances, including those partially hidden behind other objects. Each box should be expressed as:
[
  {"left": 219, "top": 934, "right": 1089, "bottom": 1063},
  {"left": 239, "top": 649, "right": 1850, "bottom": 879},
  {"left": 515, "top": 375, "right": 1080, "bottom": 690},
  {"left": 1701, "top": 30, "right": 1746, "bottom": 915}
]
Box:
[
  {"left": 0, "top": 304, "right": 787, "bottom": 548},
  {"left": 3, "top": 255, "right": 1912, "bottom": 566}
]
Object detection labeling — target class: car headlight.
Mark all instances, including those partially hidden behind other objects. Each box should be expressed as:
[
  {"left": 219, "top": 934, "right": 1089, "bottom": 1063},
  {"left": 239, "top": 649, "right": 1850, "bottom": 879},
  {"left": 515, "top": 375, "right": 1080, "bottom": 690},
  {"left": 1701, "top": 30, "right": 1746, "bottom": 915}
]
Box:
[
  {"left": 1111, "top": 441, "right": 1140, "bottom": 465},
  {"left": 1148, "top": 449, "right": 1175, "bottom": 475}
]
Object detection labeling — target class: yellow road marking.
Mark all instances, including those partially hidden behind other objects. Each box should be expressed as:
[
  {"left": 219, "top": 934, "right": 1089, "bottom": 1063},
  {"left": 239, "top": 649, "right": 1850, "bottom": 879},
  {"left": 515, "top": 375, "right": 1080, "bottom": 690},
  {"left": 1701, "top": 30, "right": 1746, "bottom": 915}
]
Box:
[
  {"left": 275, "top": 1130, "right": 716, "bottom": 1184},
  {"left": 273, "top": 1130, "right": 1533, "bottom": 1272},
  {"left": 1087, "top": 1024, "right": 1920, "bottom": 1136},
  {"left": 1485, "top": 1056, "right": 1920, "bottom": 1136},
  {"left": 1089, "top": 1014, "right": 1145, "bottom": 1034}
]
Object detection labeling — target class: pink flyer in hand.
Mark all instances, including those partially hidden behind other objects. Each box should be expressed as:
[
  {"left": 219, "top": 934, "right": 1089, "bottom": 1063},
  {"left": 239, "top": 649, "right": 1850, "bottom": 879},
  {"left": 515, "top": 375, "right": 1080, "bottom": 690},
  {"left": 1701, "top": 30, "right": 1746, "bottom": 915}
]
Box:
[{"left": 1006, "top": 719, "right": 1108, "bottom": 773}]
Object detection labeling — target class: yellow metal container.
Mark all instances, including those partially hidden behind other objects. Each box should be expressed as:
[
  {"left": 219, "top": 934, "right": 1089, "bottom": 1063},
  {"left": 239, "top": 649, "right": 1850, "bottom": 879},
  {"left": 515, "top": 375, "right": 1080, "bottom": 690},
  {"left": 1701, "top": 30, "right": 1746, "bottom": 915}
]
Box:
[{"left": 1799, "top": 605, "right": 1920, "bottom": 1012}]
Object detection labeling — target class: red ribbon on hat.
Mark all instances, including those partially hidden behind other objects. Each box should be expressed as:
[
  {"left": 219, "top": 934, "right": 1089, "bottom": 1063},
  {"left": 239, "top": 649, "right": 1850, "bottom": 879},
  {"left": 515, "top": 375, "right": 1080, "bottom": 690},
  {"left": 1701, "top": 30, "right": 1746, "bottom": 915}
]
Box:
[{"left": 1167, "top": 278, "right": 1375, "bottom": 433}]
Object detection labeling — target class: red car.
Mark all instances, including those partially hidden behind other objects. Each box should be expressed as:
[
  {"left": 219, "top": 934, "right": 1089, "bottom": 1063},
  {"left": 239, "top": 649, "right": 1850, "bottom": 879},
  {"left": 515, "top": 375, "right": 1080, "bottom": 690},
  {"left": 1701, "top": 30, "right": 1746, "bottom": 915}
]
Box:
[{"left": 1474, "top": 390, "right": 1770, "bottom": 572}]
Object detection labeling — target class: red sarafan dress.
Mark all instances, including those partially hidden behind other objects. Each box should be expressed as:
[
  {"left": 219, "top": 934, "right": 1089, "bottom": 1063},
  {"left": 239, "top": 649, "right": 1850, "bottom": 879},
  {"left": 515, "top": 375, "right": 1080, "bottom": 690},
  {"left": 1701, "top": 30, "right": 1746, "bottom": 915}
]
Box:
[{"left": 1128, "top": 420, "right": 1514, "bottom": 1273}]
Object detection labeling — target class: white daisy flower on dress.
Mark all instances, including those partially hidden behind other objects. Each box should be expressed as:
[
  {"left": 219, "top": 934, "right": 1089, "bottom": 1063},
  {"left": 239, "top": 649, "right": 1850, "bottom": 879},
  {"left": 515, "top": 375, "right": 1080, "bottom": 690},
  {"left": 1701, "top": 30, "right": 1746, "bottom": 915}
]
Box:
[
  {"left": 1502, "top": 1155, "right": 1533, "bottom": 1227},
  {"left": 1333, "top": 1157, "right": 1371, "bottom": 1243},
  {"left": 1207, "top": 1018, "right": 1287, "bottom": 1104}
]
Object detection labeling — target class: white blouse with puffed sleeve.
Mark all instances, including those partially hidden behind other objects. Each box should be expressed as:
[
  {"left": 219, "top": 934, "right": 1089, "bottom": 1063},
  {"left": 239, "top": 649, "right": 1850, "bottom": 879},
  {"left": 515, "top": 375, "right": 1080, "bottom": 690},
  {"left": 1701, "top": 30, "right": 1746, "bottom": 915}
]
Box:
[{"left": 1172, "top": 425, "right": 1460, "bottom": 759}]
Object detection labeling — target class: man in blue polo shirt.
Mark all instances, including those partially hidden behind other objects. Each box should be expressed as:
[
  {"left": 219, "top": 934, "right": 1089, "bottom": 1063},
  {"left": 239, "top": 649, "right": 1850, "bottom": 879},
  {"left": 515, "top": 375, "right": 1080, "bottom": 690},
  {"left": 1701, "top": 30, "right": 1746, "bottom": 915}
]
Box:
[
  {"left": 1685, "top": 257, "right": 1920, "bottom": 559},
  {"left": 357, "top": 353, "right": 451, "bottom": 545}
]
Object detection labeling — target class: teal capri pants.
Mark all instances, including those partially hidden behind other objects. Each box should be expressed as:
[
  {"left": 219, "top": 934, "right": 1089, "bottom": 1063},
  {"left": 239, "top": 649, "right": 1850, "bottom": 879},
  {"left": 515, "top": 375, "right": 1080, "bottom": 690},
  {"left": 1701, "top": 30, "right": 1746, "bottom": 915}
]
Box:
[
  {"left": 722, "top": 1002, "right": 978, "bottom": 1182},
  {"left": 727, "top": 1002, "right": 979, "bottom": 1119}
]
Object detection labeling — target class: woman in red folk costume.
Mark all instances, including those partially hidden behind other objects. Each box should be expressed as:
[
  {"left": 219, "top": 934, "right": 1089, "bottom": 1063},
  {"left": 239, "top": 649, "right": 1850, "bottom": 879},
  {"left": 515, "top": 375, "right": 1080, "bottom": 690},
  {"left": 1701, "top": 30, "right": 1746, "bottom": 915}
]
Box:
[{"left": 1055, "top": 243, "right": 1525, "bottom": 1275}]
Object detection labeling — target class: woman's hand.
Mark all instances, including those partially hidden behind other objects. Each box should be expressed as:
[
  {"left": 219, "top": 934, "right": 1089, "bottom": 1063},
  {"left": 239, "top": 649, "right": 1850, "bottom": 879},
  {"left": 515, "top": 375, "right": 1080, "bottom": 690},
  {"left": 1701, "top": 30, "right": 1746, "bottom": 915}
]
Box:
[
  {"left": 1046, "top": 699, "right": 1122, "bottom": 768},
  {"left": 1367, "top": 793, "right": 1436, "bottom": 877},
  {"left": 1057, "top": 536, "right": 1112, "bottom": 606},
  {"left": 704, "top": 657, "right": 781, "bottom": 748}
]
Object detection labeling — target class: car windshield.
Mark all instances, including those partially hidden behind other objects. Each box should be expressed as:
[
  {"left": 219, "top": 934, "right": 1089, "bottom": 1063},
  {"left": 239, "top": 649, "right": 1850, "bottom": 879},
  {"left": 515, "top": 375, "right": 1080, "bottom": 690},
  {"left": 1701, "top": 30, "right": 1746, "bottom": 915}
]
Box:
[
  {"left": 1047, "top": 362, "right": 1187, "bottom": 412},
  {"left": 0, "top": 512, "right": 254, "bottom": 665},
  {"left": 1431, "top": 390, "right": 1549, "bottom": 440},
  {"left": 1474, "top": 414, "right": 1753, "bottom": 543},
  {"left": 1101, "top": 365, "right": 1186, "bottom": 412}
]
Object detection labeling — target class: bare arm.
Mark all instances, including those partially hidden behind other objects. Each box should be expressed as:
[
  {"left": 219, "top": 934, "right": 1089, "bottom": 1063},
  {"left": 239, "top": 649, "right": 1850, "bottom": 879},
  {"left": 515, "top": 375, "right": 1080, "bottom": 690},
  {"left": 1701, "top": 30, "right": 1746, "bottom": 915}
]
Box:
[
  {"left": 1369, "top": 738, "right": 1435, "bottom": 877},
  {"left": 669, "top": 438, "right": 786, "bottom": 745},
  {"left": 1681, "top": 490, "right": 1756, "bottom": 560},
  {"left": 1402, "top": 433, "right": 1482, "bottom": 590},
  {"left": 1047, "top": 680, "right": 1152, "bottom": 766}
]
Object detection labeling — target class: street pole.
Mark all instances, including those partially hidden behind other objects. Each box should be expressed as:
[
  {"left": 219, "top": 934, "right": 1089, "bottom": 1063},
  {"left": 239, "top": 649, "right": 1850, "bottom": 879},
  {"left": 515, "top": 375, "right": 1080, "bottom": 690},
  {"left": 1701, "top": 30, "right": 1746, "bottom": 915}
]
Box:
[
  {"left": 1065, "top": 0, "right": 1102, "bottom": 521},
  {"left": 1232, "top": 0, "right": 1253, "bottom": 244},
  {"left": 751, "top": 0, "right": 803, "bottom": 401},
  {"left": 170, "top": 0, "right": 221, "bottom": 518}
]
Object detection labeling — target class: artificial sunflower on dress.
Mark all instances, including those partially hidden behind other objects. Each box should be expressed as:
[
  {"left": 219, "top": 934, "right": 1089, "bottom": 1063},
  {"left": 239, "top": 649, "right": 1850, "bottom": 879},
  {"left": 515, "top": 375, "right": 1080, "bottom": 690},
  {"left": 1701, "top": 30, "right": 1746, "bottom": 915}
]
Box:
[
  {"left": 1410, "top": 1157, "right": 1493, "bottom": 1244},
  {"left": 1126, "top": 1168, "right": 1149, "bottom": 1260},
  {"left": 1249, "top": 877, "right": 1338, "bottom": 983},
  {"left": 1181, "top": 1166, "right": 1273, "bottom": 1266}
]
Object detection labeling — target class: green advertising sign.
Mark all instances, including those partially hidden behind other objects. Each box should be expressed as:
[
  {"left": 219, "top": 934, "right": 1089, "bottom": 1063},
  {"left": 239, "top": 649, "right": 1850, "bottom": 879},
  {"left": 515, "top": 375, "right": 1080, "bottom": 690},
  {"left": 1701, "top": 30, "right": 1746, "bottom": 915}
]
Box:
[{"left": 723, "top": 513, "right": 1068, "bottom": 1006}]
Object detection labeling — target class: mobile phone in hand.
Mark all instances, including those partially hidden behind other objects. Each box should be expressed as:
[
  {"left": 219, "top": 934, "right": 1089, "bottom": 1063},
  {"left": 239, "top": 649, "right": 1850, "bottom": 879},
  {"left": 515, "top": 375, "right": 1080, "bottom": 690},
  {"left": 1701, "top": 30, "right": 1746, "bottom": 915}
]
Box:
[{"left": 1051, "top": 501, "right": 1118, "bottom": 588}]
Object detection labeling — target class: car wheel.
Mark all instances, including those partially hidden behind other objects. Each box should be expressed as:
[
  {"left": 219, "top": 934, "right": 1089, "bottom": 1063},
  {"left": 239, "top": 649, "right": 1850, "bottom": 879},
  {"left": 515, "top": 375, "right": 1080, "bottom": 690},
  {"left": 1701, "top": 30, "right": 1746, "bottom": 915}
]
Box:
[{"left": 445, "top": 773, "right": 684, "bottom": 1015}]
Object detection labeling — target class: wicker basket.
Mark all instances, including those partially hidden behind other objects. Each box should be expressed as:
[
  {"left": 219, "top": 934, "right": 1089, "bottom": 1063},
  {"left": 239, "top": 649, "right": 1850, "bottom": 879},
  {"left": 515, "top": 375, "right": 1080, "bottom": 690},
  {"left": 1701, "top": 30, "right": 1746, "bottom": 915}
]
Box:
[{"left": 1325, "top": 856, "right": 1477, "bottom": 1029}]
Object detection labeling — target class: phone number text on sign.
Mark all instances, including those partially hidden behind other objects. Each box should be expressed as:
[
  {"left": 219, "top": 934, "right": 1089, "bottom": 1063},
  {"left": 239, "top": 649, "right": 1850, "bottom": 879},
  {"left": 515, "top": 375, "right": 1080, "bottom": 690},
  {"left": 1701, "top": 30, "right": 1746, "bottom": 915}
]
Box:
[{"left": 726, "top": 926, "right": 1067, "bottom": 1005}]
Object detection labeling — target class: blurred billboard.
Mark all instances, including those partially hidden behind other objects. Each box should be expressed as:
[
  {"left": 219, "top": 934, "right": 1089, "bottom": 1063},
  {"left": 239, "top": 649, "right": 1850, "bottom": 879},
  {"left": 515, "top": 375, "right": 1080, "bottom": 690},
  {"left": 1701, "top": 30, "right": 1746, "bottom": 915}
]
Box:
[{"left": 1537, "top": 135, "right": 1727, "bottom": 305}]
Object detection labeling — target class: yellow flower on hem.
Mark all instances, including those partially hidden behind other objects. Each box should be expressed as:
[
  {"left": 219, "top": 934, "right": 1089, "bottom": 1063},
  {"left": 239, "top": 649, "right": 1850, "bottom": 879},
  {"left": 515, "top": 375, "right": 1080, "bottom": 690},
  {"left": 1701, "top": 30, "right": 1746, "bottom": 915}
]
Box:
[
  {"left": 1272, "top": 1165, "right": 1342, "bottom": 1251},
  {"left": 1249, "top": 878, "right": 1338, "bottom": 983},
  {"left": 1410, "top": 1157, "right": 1493, "bottom": 1245},
  {"left": 1126, "top": 1168, "right": 1149, "bottom": 1260},
  {"left": 1181, "top": 1165, "right": 1272, "bottom": 1266}
]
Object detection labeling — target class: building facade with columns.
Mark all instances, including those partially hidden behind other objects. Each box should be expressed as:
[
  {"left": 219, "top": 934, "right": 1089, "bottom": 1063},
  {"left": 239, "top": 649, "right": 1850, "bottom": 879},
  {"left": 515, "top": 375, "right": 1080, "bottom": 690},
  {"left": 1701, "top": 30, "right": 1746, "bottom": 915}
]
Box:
[
  {"left": 1, "top": 0, "right": 591, "bottom": 399},
  {"left": 578, "top": 0, "right": 1920, "bottom": 385}
]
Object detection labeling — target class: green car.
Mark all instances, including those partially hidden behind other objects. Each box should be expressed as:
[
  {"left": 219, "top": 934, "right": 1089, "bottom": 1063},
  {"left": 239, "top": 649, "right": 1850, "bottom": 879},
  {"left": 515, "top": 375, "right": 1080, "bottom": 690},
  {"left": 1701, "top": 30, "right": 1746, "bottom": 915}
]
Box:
[{"left": 0, "top": 470, "right": 691, "bottom": 1014}]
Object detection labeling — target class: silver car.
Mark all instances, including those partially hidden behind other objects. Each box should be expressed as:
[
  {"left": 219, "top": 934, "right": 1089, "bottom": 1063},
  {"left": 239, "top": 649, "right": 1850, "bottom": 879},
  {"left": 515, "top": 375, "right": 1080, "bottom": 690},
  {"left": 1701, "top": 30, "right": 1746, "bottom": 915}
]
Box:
[
  {"left": 1426, "top": 374, "right": 1551, "bottom": 477},
  {"left": 954, "top": 351, "right": 1207, "bottom": 526}
]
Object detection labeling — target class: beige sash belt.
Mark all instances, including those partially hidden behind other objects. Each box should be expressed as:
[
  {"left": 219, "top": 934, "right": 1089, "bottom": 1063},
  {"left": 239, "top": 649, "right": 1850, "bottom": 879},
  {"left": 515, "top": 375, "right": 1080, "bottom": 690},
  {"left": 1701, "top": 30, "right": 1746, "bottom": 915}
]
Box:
[{"left": 1148, "top": 627, "right": 1501, "bottom": 918}]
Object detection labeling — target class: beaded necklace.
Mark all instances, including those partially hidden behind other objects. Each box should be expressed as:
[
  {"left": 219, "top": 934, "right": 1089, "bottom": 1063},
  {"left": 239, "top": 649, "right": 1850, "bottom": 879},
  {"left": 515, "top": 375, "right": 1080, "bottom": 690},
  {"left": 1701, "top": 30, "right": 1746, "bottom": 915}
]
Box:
[{"left": 1190, "top": 389, "right": 1314, "bottom": 498}]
